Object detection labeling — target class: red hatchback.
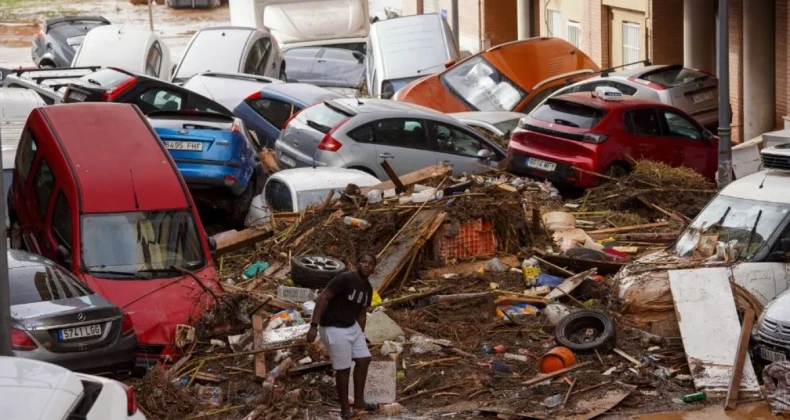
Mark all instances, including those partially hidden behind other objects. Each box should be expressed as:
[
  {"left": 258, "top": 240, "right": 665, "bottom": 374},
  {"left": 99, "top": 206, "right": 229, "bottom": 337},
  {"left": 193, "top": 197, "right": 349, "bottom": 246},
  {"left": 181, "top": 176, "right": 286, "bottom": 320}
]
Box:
[
  {"left": 507, "top": 87, "right": 718, "bottom": 188},
  {"left": 8, "top": 102, "right": 222, "bottom": 366}
]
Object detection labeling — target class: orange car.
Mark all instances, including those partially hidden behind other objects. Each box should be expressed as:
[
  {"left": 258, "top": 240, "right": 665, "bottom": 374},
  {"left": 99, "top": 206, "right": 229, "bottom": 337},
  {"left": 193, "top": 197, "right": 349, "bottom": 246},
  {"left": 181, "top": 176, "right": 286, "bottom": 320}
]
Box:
[{"left": 393, "top": 37, "right": 600, "bottom": 114}]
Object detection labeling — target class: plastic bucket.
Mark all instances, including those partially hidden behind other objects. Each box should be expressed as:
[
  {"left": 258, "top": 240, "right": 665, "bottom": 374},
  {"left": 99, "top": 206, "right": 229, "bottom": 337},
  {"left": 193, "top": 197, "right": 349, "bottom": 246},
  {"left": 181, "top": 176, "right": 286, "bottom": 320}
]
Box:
[{"left": 539, "top": 346, "right": 577, "bottom": 373}]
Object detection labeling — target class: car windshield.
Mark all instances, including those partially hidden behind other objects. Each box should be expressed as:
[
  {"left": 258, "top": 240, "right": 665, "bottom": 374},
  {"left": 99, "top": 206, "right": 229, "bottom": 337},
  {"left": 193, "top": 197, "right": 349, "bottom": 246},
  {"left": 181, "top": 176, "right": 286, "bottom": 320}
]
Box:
[
  {"left": 9, "top": 263, "right": 92, "bottom": 306},
  {"left": 296, "top": 189, "right": 342, "bottom": 211},
  {"left": 493, "top": 118, "right": 521, "bottom": 136},
  {"left": 174, "top": 29, "right": 251, "bottom": 83},
  {"left": 78, "top": 68, "right": 133, "bottom": 88},
  {"left": 441, "top": 56, "right": 526, "bottom": 112},
  {"left": 640, "top": 67, "right": 710, "bottom": 88},
  {"left": 675, "top": 195, "right": 790, "bottom": 260},
  {"left": 81, "top": 210, "right": 206, "bottom": 278}
]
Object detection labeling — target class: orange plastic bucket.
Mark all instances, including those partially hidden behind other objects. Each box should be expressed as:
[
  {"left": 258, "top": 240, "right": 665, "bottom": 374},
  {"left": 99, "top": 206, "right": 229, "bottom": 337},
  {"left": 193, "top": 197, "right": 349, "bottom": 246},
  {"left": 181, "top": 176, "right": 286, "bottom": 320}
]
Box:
[{"left": 539, "top": 347, "right": 577, "bottom": 374}]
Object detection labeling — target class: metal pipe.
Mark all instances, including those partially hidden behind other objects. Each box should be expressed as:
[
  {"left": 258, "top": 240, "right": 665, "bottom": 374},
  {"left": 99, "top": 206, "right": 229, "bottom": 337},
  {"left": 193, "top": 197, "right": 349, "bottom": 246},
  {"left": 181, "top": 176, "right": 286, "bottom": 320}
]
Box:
[
  {"left": 0, "top": 118, "right": 12, "bottom": 356},
  {"left": 716, "top": 0, "right": 732, "bottom": 189},
  {"left": 451, "top": 0, "right": 460, "bottom": 51},
  {"left": 148, "top": 0, "right": 154, "bottom": 32}
]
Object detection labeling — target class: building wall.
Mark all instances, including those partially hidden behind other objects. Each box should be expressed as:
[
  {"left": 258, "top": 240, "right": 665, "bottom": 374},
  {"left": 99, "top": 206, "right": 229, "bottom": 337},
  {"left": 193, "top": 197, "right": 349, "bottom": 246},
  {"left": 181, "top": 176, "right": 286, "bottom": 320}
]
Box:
[
  {"left": 417, "top": 0, "right": 482, "bottom": 54},
  {"left": 777, "top": 0, "right": 788, "bottom": 129},
  {"left": 729, "top": 0, "right": 744, "bottom": 142},
  {"left": 648, "top": 0, "right": 684, "bottom": 66},
  {"left": 483, "top": 0, "right": 518, "bottom": 50}
]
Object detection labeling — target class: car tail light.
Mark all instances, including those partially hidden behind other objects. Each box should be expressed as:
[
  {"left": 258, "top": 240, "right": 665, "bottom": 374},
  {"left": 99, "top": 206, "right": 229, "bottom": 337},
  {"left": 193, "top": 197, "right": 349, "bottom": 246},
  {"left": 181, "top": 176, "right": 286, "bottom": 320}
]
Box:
[
  {"left": 120, "top": 383, "right": 137, "bottom": 416},
  {"left": 583, "top": 133, "right": 609, "bottom": 144},
  {"left": 101, "top": 77, "right": 137, "bottom": 102},
  {"left": 11, "top": 328, "right": 37, "bottom": 351},
  {"left": 36, "top": 30, "right": 46, "bottom": 38},
  {"left": 121, "top": 313, "right": 135, "bottom": 336},
  {"left": 317, "top": 117, "right": 351, "bottom": 152},
  {"left": 245, "top": 91, "right": 262, "bottom": 101},
  {"left": 224, "top": 175, "right": 237, "bottom": 186}
]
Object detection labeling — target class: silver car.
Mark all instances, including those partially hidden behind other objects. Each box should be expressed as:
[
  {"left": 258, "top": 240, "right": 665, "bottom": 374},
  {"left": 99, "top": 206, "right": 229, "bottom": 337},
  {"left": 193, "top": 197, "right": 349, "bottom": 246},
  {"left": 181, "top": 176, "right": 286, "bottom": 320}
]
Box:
[
  {"left": 449, "top": 111, "right": 527, "bottom": 138},
  {"left": 9, "top": 250, "right": 137, "bottom": 377},
  {"left": 543, "top": 64, "right": 722, "bottom": 130},
  {"left": 274, "top": 98, "right": 506, "bottom": 179}
]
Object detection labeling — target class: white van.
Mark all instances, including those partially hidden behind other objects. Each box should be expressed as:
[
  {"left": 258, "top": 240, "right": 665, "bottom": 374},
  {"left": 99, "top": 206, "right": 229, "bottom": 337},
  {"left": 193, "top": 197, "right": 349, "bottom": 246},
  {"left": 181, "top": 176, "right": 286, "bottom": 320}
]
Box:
[
  {"left": 366, "top": 13, "right": 459, "bottom": 99},
  {"left": 228, "top": 0, "right": 370, "bottom": 54},
  {"left": 71, "top": 25, "right": 173, "bottom": 81}
]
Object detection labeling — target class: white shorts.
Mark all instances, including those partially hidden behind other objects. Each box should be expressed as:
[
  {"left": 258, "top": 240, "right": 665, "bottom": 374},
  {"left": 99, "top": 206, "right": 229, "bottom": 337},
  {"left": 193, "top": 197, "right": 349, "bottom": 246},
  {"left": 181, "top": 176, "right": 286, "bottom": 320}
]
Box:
[{"left": 319, "top": 322, "right": 371, "bottom": 370}]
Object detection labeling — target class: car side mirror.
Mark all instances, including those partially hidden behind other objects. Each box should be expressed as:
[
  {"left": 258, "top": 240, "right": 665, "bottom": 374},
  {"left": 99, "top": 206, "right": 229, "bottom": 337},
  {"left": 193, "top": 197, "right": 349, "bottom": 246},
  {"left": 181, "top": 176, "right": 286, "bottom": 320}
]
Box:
[
  {"left": 56, "top": 245, "right": 72, "bottom": 268},
  {"left": 477, "top": 149, "right": 492, "bottom": 160},
  {"left": 702, "top": 129, "right": 714, "bottom": 141},
  {"left": 444, "top": 59, "right": 457, "bottom": 69}
]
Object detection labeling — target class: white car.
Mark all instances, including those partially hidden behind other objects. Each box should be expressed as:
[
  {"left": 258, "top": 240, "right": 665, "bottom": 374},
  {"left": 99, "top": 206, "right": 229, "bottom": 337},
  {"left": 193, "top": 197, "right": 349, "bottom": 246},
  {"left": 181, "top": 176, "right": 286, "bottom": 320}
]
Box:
[
  {"left": 0, "top": 356, "right": 145, "bottom": 420},
  {"left": 181, "top": 72, "right": 283, "bottom": 110},
  {"left": 229, "top": 0, "right": 370, "bottom": 54},
  {"left": 171, "top": 26, "right": 285, "bottom": 85},
  {"left": 71, "top": 25, "right": 173, "bottom": 81},
  {"left": 245, "top": 167, "right": 380, "bottom": 226},
  {"left": 449, "top": 111, "right": 527, "bottom": 138}
]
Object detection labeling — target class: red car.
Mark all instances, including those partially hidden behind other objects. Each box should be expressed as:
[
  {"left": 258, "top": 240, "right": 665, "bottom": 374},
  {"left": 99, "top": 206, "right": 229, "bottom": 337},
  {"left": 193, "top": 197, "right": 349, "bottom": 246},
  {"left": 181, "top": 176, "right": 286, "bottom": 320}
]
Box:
[
  {"left": 8, "top": 102, "right": 222, "bottom": 366},
  {"left": 507, "top": 87, "right": 718, "bottom": 188}
]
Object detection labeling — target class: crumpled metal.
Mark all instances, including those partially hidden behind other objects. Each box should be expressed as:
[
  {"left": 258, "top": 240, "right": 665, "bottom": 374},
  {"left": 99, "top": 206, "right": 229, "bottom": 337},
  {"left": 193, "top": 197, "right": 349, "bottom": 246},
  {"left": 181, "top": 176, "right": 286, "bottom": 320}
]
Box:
[{"left": 763, "top": 361, "right": 790, "bottom": 414}]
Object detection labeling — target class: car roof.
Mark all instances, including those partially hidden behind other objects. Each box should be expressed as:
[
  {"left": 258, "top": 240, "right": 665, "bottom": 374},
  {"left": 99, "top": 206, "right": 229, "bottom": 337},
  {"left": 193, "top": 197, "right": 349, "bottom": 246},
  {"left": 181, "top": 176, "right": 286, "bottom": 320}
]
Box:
[
  {"left": 76, "top": 25, "right": 152, "bottom": 68},
  {"left": 39, "top": 103, "right": 188, "bottom": 213},
  {"left": 449, "top": 111, "right": 526, "bottom": 124},
  {"left": 270, "top": 167, "right": 380, "bottom": 192},
  {"left": 0, "top": 88, "right": 45, "bottom": 170},
  {"left": 263, "top": 83, "right": 345, "bottom": 106},
  {"left": 552, "top": 91, "right": 670, "bottom": 110},
  {"left": 603, "top": 64, "right": 681, "bottom": 79},
  {"left": 196, "top": 25, "right": 264, "bottom": 36},
  {"left": 332, "top": 97, "right": 446, "bottom": 116},
  {"left": 371, "top": 13, "right": 450, "bottom": 80},
  {"left": 719, "top": 169, "right": 790, "bottom": 204},
  {"left": 0, "top": 355, "right": 83, "bottom": 420}
]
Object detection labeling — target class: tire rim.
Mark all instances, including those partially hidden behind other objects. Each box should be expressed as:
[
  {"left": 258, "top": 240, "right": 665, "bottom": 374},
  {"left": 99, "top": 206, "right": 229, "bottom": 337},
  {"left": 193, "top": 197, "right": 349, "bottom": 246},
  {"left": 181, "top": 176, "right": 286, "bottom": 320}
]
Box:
[{"left": 299, "top": 255, "right": 341, "bottom": 272}]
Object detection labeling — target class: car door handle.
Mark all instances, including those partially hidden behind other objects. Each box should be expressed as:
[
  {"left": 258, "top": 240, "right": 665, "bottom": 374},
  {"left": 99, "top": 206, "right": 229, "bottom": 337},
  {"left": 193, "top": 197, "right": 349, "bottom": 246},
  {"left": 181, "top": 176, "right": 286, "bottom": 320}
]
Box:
[{"left": 379, "top": 153, "right": 394, "bottom": 159}]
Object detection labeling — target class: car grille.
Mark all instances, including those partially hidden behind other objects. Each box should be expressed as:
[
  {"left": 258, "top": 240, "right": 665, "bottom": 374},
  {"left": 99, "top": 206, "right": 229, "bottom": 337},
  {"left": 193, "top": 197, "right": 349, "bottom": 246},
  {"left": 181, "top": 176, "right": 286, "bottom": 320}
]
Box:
[
  {"left": 758, "top": 318, "right": 790, "bottom": 344},
  {"left": 761, "top": 152, "right": 790, "bottom": 171},
  {"left": 522, "top": 123, "right": 584, "bottom": 142}
]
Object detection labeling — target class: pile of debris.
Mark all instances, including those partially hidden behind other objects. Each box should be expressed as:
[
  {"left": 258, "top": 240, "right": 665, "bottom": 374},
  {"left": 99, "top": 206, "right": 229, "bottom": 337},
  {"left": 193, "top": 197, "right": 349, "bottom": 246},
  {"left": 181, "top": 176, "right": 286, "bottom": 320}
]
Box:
[{"left": 129, "top": 161, "right": 765, "bottom": 419}]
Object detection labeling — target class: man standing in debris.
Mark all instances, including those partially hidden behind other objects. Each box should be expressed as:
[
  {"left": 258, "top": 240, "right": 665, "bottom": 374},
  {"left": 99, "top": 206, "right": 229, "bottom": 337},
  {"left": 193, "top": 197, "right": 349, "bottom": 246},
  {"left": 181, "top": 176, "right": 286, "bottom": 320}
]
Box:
[{"left": 306, "top": 252, "right": 377, "bottom": 419}]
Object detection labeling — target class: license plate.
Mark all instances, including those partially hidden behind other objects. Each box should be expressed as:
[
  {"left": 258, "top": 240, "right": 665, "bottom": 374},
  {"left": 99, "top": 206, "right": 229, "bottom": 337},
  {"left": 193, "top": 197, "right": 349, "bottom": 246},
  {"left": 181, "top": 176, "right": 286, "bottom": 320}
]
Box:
[
  {"left": 526, "top": 157, "right": 557, "bottom": 172},
  {"left": 67, "top": 91, "right": 87, "bottom": 102},
  {"left": 165, "top": 141, "right": 203, "bottom": 151},
  {"left": 691, "top": 90, "right": 714, "bottom": 104},
  {"left": 759, "top": 346, "right": 787, "bottom": 363},
  {"left": 58, "top": 324, "right": 102, "bottom": 342},
  {"left": 279, "top": 154, "right": 296, "bottom": 167}
]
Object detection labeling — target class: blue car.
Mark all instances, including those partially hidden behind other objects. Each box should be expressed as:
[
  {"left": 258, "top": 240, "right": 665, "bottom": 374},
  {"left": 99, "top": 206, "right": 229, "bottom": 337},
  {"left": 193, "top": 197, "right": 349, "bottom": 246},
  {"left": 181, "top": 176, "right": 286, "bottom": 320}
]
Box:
[
  {"left": 148, "top": 110, "right": 264, "bottom": 227},
  {"left": 233, "top": 83, "right": 345, "bottom": 149}
]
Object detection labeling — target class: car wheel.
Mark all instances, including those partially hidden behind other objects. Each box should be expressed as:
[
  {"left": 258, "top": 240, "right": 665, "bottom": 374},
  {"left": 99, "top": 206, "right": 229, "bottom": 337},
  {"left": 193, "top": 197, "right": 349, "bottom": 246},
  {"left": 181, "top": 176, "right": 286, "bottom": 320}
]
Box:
[
  {"left": 604, "top": 164, "right": 630, "bottom": 179},
  {"left": 291, "top": 254, "right": 346, "bottom": 288},
  {"left": 10, "top": 221, "right": 25, "bottom": 251},
  {"left": 228, "top": 177, "right": 256, "bottom": 229},
  {"left": 554, "top": 309, "right": 616, "bottom": 353}
]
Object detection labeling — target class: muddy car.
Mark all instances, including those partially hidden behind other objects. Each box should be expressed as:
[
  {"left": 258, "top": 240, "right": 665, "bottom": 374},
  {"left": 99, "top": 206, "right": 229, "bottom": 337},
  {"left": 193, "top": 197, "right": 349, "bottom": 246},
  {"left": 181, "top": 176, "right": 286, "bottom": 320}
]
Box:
[{"left": 613, "top": 147, "right": 790, "bottom": 339}]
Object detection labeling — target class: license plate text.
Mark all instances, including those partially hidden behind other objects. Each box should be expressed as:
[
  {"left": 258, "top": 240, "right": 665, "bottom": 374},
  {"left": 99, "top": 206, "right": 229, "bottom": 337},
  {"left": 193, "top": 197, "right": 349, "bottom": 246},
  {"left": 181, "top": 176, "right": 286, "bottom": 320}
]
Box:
[{"left": 58, "top": 324, "right": 102, "bottom": 341}]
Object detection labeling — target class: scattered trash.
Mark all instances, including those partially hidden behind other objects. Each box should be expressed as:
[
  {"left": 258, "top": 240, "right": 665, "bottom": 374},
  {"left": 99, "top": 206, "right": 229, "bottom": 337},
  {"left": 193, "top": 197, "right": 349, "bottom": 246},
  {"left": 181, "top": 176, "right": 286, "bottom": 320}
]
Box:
[
  {"left": 544, "top": 303, "right": 571, "bottom": 326},
  {"left": 536, "top": 273, "right": 564, "bottom": 289},
  {"left": 487, "top": 257, "right": 508, "bottom": 272},
  {"left": 543, "top": 394, "right": 564, "bottom": 408},
  {"left": 764, "top": 362, "right": 790, "bottom": 414},
  {"left": 379, "top": 402, "right": 403, "bottom": 415},
  {"left": 409, "top": 335, "right": 452, "bottom": 355},
  {"left": 381, "top": 341, "right": 404, "bottom": 357},
  {"left": 681, "top": 392, "right": 707, "bottom": 403},
  {"left": 209, "top": 339, "right": 226, "bottom": 348},
  {"left": 367, "top": 189, "right": 383, "bottom": 204},
  {"left": 276, "top": 285, "right": 318, "bottom": 303},
  {"left": 265, "top": 310, "right": 304, "bottom": 331},
  {"left": 539, "top": 347, "right": 577, "bottom": 374},
  {"left": 554, "top": 310, "right": 616, "bottom": 353},
  {"left": 243, "top": 261, "right": 269, "bottom": 279},
  {"left": 195, "top": 385, "right": 223, "bottom": 407},
  {"left": 344, "top": 216, "right": 370, "bottom": 229},
  {"left": 495, "top": 302, "right": 540, "bottom": 323},
  {"left": 493, "top": 344, "right": 505, "bottom": 354},
  {"left": 174, "top": 324, "right": 195, "bottom": 350}
]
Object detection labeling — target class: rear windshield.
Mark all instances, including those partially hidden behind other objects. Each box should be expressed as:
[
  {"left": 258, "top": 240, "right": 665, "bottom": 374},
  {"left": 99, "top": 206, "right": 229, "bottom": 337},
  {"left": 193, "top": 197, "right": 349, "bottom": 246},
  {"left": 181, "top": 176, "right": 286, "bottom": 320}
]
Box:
[
  {"left": 174, "top": 29, "right": 251, "bottom": 83},
  {"left": 296, "top": 103, "right": 350, "bottom": 134},
  {"left": 78, "top": 68, "right": 134, "bottom": 88},
  {"left": 640, "top": 67, "right": 710, "bottom": 88},
  {"left": 9, "top": 263, "right": 92, "bottom": 306},
  {"left": 530, "top": 99, "right": 607, "bottom": 129}
]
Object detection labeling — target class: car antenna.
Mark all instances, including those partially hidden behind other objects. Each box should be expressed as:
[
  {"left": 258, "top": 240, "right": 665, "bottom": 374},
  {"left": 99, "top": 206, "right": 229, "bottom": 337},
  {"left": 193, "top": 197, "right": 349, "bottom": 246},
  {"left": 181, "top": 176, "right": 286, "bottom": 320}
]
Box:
[
  {"left": 759, "top": 171, "right": 769, "bottom": 189},
  {"left": 129, "top": 169, "right": 140, "bottom": 209}
]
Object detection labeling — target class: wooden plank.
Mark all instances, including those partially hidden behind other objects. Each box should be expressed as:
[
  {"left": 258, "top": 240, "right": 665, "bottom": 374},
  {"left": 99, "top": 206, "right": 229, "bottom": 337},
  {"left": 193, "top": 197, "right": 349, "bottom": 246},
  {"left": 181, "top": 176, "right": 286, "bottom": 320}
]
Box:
[
  {"left": 220, "top": 283, "right": 299, "bottom": 310},
  {"left": 545, "top": 268, "right": 597, "bottom": 301},
  {"left": 360, "top": 163, "right": 452, "bottom": 196},
  {"left": 421, "top": 256, "right": 521, "bottom": 278},
  {"left": 214, "top": 227, "right": 273, "bottom": 256},
  {"left": 251, "top": 313, "right": 267, "bottom": 382},
  {"left": 380, "top": 160, "right": 406, "bottom": 194},
  {"left": 540, "top": 254, "right": 625, "bottom": 276},
  {"left": 259, "top": 149, "right": 280, "bottom": 174},
  {"left": 725, "top": 307, "right": 755, "bottom": 410},
  {"left": 522, "top": 362, "right": 593, "bottom": 387},
  {"left": 668, "top": 268, "right": 760, "bottom": 396},
  {"left": 587, "top": 222, "right": 670, "bottom": 235},
  {"left": 611, "top": 232, "right": 678, "bottom": 242}
]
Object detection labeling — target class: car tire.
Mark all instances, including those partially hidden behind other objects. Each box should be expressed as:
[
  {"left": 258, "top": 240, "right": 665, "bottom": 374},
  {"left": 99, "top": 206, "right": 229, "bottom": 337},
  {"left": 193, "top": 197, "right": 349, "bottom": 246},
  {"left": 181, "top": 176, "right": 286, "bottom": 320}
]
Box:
[
  {"left": 291, "top": 254, "right": 346, "bottom": 288},
  {"left": 9, "top": 220, "right": 25, "bottom": 251},
  {"left": 554, "top": 309, "right": 616, "bottom": 353},
  {"left": 228, "top": 177, "right": 256, "bottom": 229},
  {"left": 604, "top": 164, "right": 630, "bottom": 179}
]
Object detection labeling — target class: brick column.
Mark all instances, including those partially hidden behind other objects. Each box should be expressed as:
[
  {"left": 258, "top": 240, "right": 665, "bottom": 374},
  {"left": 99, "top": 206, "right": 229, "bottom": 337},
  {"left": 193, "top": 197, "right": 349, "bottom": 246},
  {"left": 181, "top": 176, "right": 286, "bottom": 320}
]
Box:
[
  {"left": 728, "top": 0, "right": 743, "bottom": 143},
  {"left": 743, "top": 0, "right": 776, "bottom": 141},
  {"left": 683, "top": 0, "right": 715, "bottom": 73}
]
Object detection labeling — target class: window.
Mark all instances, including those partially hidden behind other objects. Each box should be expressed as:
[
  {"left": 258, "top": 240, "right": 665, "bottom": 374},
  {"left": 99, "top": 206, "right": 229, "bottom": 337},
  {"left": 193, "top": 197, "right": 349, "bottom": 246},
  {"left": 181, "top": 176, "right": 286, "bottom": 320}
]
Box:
[
  {"left": 16, "top": 129, "right": 38, "bottom": 183},
  {"left": 520, "top": 84, "right": 568, "bottom": 114},
  {"left": 138, "top": 89, "right": 184, "bottom": 112},
  {"left": 145, "top": 41, "right": 163, "bottom": 78},
  {"left": 248, "top": 98, "right": 298, "bottom": 129},
  {"left": 531, "top": 99, "right": 607, "bottom": 129},
  {"left": 244, "top": 38, "right": 273, "bottom": 75},
  {"left": 190, "top": 96, "right": 225, "bottom": 114},
  {"left": 622, "top": 22, "right": 641, "bottom": 69},
  {"left": 9, "top": 263, "right": 92, "bottom": 306},
  {"left": 372, "top": 119, "right": 428, "bottom": 149},
  {"left": 322, "top": 48, "right": 357, "bottom": 61},
  {"left": 626, "top": 109, "right": 661, "bottom": 136},
  {"left": 548, "top": 9, "right": 563, "bottom": 38},
  {"left": 661, "top": 110, "right": 701, "bottom": 140},
  {"left": 264, "top": 179, "right": 293, "bottom": 213},
  {"left": 173, "top": 29, "right": 251, "bottom": 83},
  {"left": 32, "top": 159, "right": 55, "bottom": 218},
  {"left": 429, "top": 122, "right": 490, "bottom": 158},
  {"left": 640, "top": 66, "right": 711, "bottom": 88},
  {"left": 567, "top": 21, "right": 581, "bottom": 48},
  {"left": 768, "top": 224, "right": 790, "bottom": 262},
  {"left": 81, "top": 210, "right": 205, "bottom": 277},
  {"left": 347, "top": 124, "right": 374, "bottom": 143},
  {"left": 296, "top": 103, "right": 350, "bottom": 134},
  {"left": 51, "top": 192, "right": 72, "bottom": 251},
  {"left": 283, "top": 47, "right": 321, "bottom": 58},
  {"left": 441, "top": 56, "right": 526, "bottom": 111},
  {"left": 577, "top": 81, "right": 638, "bottom": 96}
]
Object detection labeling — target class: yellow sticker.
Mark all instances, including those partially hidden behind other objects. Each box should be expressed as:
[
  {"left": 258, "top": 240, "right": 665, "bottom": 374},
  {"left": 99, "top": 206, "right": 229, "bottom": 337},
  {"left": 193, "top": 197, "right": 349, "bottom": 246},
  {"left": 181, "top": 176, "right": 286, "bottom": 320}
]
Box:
[{"left": 522, "top": 267, "right": 541, "bottom": 279}]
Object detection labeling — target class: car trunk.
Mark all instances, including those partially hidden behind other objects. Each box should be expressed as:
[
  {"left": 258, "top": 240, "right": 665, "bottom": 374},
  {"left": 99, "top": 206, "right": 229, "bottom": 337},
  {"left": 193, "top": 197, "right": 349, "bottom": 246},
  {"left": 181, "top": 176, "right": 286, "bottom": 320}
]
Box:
[
  {"left": 519, "top": 98, "right": 606, "bottom": 159},
  {"left": 150, "top": 114, "right": 238, "bottom": 162},
  {"left": 256, "top": 0, "right": 369, "bottom": 45},
  {"left": 637, "top": 66, "right": 718, "bottom": 117},
  {"left": 281, "top": 102, "right": 351, "bottom": 167},
  {"left": 518, "top": 122, "right": 597, "bottom": 159}
]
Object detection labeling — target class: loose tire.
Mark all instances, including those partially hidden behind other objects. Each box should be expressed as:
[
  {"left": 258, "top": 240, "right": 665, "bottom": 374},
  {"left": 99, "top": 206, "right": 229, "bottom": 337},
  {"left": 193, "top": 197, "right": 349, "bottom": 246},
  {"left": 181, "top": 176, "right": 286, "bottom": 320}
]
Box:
[
  {"left": 554, "top": 309, "right": 616, "bottom": 353},
  {"left": 291, "top": 254, "right": 346, "bottom": 288}
]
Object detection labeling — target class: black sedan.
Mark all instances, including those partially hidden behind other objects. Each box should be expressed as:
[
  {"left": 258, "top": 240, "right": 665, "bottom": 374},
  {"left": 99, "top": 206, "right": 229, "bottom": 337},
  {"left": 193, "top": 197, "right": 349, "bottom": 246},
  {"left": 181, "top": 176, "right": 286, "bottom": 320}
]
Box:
[
  {"left": 32, "top": 16, "right": 111, "bottom": 68},
  {"left": 9, "top": 250, "right": 137, "bottom": 377}
]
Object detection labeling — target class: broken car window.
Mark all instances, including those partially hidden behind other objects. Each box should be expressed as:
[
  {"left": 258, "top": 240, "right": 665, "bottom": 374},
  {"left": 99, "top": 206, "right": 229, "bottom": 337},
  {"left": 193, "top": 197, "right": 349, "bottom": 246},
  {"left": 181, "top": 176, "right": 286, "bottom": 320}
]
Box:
[
  {"left": 441, "top": 56, "right": 525, "bottom": 112},
  {"left": 675, "top": 195, "right": 789, "bottom": 260},
  {"left": 264, "top": 179, "right": 294, "bottom": 213}
]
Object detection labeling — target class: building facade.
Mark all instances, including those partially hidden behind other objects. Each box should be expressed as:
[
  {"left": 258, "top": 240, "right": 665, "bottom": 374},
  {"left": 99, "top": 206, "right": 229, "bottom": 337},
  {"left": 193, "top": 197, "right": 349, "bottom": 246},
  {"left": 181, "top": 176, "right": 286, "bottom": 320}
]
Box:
[{"left": 400, "top": 0, "right": 789, "bottom": 143}]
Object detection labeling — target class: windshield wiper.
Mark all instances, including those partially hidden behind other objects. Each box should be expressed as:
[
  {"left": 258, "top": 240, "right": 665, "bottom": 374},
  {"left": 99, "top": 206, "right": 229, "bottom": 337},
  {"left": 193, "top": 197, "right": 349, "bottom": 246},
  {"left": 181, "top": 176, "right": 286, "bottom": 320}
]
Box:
[
  {"left": 135, "top": 268, "right": 182, "bottom": 277},
  {"left": 306, "top": 120, "right": 332, "bottom": 133},
  {"left": 85, "top": 78, "right": 101, "bottom": 86},
  {"left": 554, "top": 118, "right": 580, "bottom": 128},
  {"left": 744, "top": 209, "right": 763, "bottom": 255},
  {"left": 85, "top": 269, "right": 139, "bottom": 278}
]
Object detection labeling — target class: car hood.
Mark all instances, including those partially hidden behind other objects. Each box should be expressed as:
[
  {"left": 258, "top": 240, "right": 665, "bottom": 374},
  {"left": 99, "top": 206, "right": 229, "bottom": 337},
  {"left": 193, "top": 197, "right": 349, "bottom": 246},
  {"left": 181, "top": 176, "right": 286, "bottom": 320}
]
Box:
[
  {"left": 0, "top": 356, "right": 83, "bottom": 420},
  {"left": 392, "top": 73, "right": 469, "bottom": 113},
  {"left": 82, "top": 268, "right": 221, "bottom": 346},
  {"left": 764, "top": 289, "right": 790, "bottom": 321}
]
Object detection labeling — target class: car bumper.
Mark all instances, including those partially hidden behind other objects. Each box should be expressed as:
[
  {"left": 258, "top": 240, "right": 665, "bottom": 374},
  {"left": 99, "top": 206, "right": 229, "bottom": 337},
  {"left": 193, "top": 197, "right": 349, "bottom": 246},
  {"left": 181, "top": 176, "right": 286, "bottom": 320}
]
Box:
[
  {"left": 507, "top": 149, "right": 595, "bottom": 189},
  {"left": 13, "top": 333, "right": 137, "bottom": 376},
  {"left": 752, "top": 331, "right": 790, "bottom": 365},
  {"left": 175, "top": 160, "right": 248, "bottom": 195},
  {"left": 275, "top": 145, "right": 325, "bottom": 169}
]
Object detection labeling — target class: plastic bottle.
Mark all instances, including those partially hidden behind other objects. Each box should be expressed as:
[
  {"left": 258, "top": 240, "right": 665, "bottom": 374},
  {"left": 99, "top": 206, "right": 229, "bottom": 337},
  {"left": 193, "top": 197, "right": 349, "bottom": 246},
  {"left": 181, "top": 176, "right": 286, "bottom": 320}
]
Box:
[
  {"left": 521, "top": 258, "right": 541, "bottom": 287},
  {"left": 682, "top": 392, "right": 707, "bottom": 403},
  {"left": 265, "top": 310, "right": 303, "bottom": 331},
  {"left": 344, "top": 216, "right": 370, "bottom": 229},
  {"left": 262, "top": 357, "right": 294, "bottom": 390},
  {"left": 367, "top": 189, "right": 383, "bottom": 204}
]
